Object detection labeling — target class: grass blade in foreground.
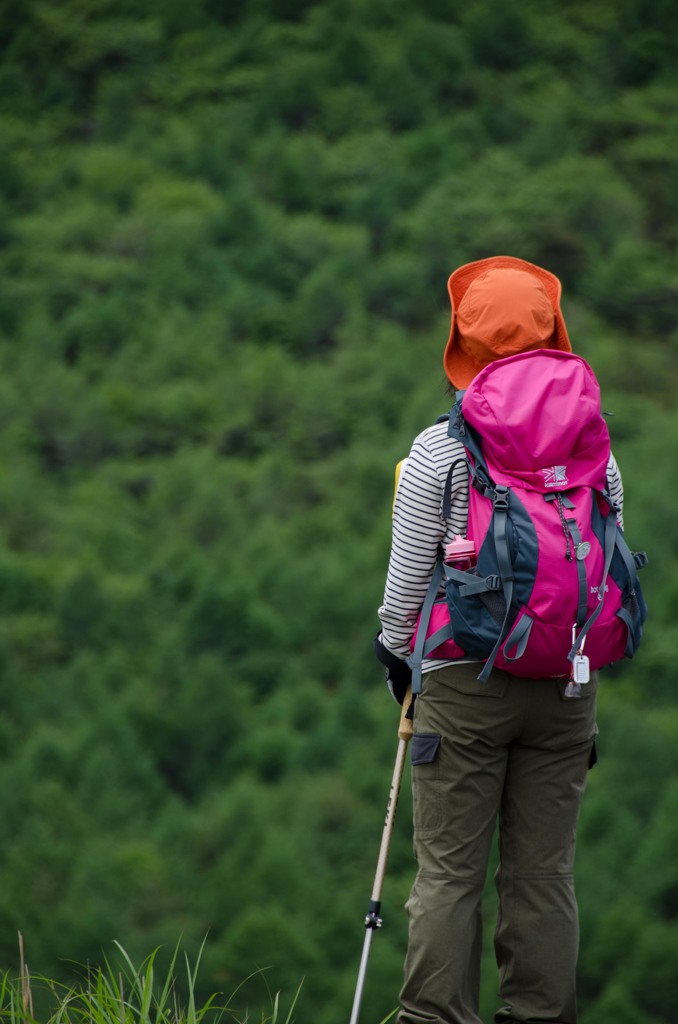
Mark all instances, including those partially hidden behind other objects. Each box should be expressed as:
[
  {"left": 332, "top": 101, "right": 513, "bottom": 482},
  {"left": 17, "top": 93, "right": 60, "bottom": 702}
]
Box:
[{"left": 0, "top": 939, "right": 303, "bottom": 1024}]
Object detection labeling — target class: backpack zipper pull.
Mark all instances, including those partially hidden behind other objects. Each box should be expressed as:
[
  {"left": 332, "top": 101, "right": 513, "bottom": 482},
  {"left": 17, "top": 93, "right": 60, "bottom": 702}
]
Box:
[
  {"left": 556, "top": 493, "right": 573, "bottom": 560},
  {"left": 565, "top": 626, "right": 590, "bottom": 697}
]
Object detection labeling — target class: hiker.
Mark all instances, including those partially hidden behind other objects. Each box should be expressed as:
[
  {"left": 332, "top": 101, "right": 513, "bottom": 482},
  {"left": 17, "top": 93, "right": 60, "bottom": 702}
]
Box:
[{"left": 374, "top": 256, "right": 627, "bottom": 1024}]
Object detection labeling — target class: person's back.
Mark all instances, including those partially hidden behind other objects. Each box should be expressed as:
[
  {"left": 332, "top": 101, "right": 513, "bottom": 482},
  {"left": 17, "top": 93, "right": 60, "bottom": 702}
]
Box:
[{"left": 374, "top": 255, "right": 632, "bottom": 1024}]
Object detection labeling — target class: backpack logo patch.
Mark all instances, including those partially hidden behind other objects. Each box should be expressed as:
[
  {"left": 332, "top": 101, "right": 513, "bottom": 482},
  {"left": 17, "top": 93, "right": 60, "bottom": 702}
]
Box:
[{"left": 542, "top": 465, "right": 568, "bottom": 488}]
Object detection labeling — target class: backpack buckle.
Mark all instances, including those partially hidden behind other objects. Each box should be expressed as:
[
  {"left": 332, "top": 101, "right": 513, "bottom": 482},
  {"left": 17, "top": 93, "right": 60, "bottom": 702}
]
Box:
[
  {"left": 493, "top": 487, "right": 510, "bottom": 513},
  {"left": 634, "top": 551, "right": 648, "bottom": 570}
]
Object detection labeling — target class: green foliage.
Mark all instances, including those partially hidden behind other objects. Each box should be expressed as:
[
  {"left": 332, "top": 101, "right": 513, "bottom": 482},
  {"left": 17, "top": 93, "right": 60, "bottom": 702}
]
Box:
[
  {"left": 0, "top": 0, "right": 676, "bottom": 1021},
  {"left": 1, "top": 939, "right": 304, "bottom": 1024}
]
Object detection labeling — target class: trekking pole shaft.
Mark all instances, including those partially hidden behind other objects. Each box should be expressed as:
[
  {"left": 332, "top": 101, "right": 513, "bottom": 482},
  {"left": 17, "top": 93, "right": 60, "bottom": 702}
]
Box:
[
  {"left": 348, "top": 927, "right": 376, "bottom": 1024},
  {"left": 349, "top": 688, "right": 413, "bottom": 1024},
  {"left": 349, "top": 740, "right": 407, "bottom": 1024},
  {"left": 370, "top": 735, "right": 408, "bottom": 902},
  {"left": 372, "top": 688, "right": 413, "bottom": 901}
]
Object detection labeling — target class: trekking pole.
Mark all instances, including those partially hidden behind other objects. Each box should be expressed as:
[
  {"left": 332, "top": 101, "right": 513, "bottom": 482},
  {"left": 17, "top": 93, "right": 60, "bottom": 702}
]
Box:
[{"left": 348, "top": 687, "right": 413, "bottom": 1024}]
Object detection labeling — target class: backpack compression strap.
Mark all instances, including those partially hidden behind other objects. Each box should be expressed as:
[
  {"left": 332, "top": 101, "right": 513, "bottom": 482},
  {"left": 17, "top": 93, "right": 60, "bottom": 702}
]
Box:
[
  {"left": 566, "top": 501, "right": 617, "bottom": 662},
  {"left": 406, "top": 556, "right": 446, "bottom": 695},
  {"left": 476, "top": 486, "right": 515, "bottom": 683}
]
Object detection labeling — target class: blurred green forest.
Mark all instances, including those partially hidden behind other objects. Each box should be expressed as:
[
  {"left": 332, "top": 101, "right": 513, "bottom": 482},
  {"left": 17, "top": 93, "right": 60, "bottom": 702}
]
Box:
[{"left": 0, "top": 0, "right": 676, "bottom": 1020}]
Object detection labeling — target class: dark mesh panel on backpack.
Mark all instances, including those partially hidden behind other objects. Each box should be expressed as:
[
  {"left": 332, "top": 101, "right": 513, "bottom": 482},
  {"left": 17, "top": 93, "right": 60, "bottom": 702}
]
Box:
[
  {"left": 480, "top": 591, "right": 507, "bottom": 626},
  {"left": 479, "top": 591, "right": 520, "bottom": 631},
  {"left": 624, "top": 592, "right": 640, "bottom": 620}
]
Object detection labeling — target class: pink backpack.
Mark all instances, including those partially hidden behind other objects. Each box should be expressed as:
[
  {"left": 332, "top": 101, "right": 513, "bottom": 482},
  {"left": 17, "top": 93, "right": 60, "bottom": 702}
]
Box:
[{"left": 409, "top": 350, "right": 647, "bottom": 692}]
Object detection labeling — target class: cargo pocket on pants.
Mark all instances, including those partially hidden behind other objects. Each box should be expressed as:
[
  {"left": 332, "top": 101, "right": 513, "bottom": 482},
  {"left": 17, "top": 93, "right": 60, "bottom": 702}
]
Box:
[{"left": 411, "top": 732, "right": 442, "bottom": 835}]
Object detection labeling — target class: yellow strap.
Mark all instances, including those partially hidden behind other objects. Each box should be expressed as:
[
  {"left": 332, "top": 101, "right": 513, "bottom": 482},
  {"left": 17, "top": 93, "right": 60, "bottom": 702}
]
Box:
[{"left": 393, "top": 458, "right": 407, "bottom": 510}]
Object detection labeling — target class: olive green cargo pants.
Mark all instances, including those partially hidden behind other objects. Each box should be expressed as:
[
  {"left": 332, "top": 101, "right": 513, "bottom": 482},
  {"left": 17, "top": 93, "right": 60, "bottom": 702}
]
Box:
[{"left": 398, "top": 664, "right": 598, "bottom": 1024}]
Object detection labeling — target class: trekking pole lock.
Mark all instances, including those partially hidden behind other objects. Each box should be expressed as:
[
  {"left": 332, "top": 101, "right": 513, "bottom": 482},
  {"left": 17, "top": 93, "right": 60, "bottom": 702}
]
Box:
[{"left": 364, "top": 899, "right": 383, "bottom": 930}]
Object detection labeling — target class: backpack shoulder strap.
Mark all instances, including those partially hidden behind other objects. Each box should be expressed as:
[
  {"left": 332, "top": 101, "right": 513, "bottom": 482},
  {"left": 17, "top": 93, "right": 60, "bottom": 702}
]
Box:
[
  {"left": 476, "top": 486, "right": 516, "bottom": 683},
  {"left": 447, "top": 398, "right": 494, "bottom": 496},
  {"left": 446, "top": 398, "right": 518, "bottom": 681}
]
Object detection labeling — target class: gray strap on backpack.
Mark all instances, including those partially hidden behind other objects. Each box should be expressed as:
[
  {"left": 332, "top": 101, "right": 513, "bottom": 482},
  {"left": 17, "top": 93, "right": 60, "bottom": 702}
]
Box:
[
  {"left": 502, "top": 613, "right": 533, "bottom": 663},
  {"left": 407, "top": 557, "right": 445, "bottom": 695},
  {"left": 477, "top": 486, "right": 515, "bottom": 684},
  {"left": 421, "top": 621, "right": 455, "bottom": 658},
  {"left": 566, "top": 507, "right": 617, "bottom": 662},
  {"left": 408, "top": 557, "right": 492, "bottom": 692},
  {"left": 565, "top": 518, "right": 589, "bottom": 628}
]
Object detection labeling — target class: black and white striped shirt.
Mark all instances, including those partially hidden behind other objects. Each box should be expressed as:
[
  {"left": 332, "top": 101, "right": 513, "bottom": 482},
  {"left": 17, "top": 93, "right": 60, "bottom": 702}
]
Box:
[{"left": 378, "top": 419, "right": 624, "bottom": 671}]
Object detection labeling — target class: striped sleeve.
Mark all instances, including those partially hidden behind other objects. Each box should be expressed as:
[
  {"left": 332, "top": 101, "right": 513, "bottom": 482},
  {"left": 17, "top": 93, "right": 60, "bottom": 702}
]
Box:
[
  {"left": 378, "top": 421, "right": 468, "bottom": 661},
  {"left": 607, "top": 451, "right": 624, "bottom": 528}
]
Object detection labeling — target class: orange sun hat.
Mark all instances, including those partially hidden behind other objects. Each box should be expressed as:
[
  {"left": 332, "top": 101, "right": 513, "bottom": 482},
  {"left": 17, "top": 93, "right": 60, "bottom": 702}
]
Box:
[{"left": 443, "top": 256, "right": 572, "bottom": 389}]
